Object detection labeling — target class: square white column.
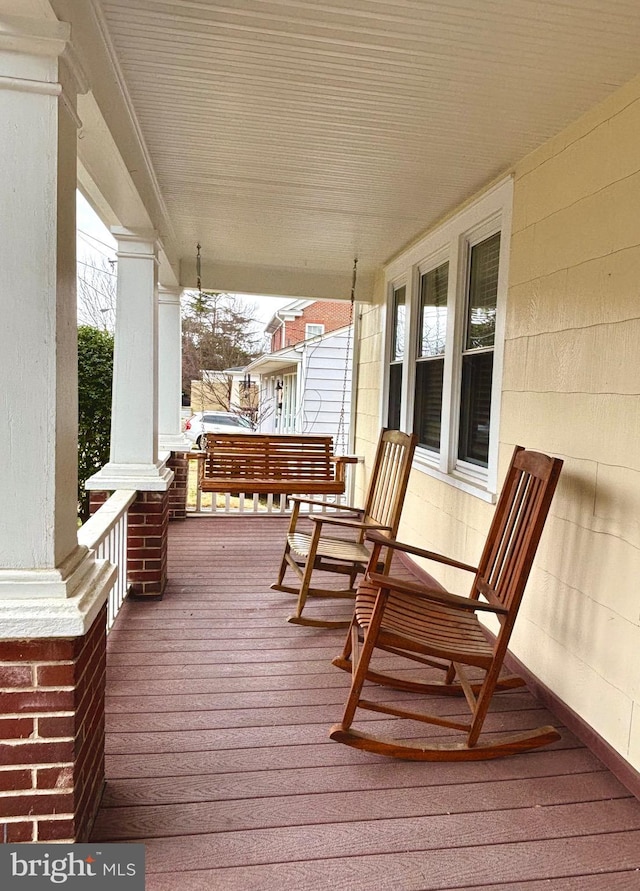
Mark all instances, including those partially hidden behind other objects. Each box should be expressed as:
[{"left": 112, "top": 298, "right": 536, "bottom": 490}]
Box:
[
  {"left": 86, "top": 229, "right": 173, "bottom": 491},
  {"left": 158, "top": 285, "right": 191, "bottom": 452},
  {"left": 0, "top": 15, "right": 115, "bottom": 632}
]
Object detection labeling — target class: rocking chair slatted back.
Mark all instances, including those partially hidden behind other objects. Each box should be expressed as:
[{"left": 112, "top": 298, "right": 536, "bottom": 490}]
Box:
[
  {"left": 474, "top": 447, "right": 561, "bottom": 615},
  {"left": 361, "top": 429, "right": 416, "bottom": 540}
]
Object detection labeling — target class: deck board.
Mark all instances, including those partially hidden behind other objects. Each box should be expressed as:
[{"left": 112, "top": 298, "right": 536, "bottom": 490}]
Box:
[{"left": 94, "top": 515, "right": 640, "bottom": 889}]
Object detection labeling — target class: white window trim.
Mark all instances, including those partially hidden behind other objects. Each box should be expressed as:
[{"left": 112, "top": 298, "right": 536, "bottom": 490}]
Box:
[
  {"left": 305, "top": 322, "right": 325, "bottom": 339},
  {"left": 382, "top": 176, "right": 513, "bottom": 500}
]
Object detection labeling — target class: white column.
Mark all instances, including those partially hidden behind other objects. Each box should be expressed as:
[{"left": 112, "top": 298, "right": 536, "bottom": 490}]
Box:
[
  {"left": 86, "top": 229, "right": 174, "bottom": 491},
  {"left": 158, "top": 285, "right": 190, "bottom": 452},
  {"left": 0, "top": 15, "right": 115, "bottom": 633}
]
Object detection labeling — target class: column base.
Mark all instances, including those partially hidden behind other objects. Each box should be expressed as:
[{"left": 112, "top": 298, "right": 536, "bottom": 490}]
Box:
[{"left": 85, "top": 461, "right": 174, "bottom": 492}]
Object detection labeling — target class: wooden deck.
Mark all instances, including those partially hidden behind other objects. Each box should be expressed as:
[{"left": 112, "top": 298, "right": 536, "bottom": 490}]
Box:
[{"left": 93, "top": 516, "right": 640, "bottom": 890}]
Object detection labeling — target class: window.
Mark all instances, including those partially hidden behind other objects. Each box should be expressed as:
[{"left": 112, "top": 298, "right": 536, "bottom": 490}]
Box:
[
  {"left": 414, "top": 263, "right": 448, "bottom": 451},
  {"left": 458, "top": 233, "right": 500, "bottom": 466},
  {"left": 387, "top": 285, "right": 405, "bottom": 430},
  {"left": 383, "top": 179, "right": 512, "bottom": 497},
  {"left": 305, "top": 323, "right": 325, "bottom": 339}
]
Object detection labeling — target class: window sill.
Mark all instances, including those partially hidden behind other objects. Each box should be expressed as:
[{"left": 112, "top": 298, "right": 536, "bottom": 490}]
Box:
[{"left": 412, "top": 451, "right": 497, "bottom": 503}]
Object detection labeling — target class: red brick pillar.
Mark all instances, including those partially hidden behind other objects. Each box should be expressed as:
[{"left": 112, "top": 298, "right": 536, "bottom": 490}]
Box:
[
  {"left": 127, "top": 489, "right": 170, "bottom": 599},
  {"left": 0, "top": 606, "right": 107, "bottom": 843},
  {"left": 167, "top": 451, "right": 189, "bottom": 520}
]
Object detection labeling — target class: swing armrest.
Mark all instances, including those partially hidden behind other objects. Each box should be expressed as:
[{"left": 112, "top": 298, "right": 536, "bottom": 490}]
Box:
[
  {"left": 365, "top": 530, "right": 478, "bottom": 575},
  {"left": 367, "top": 571, "right": 508, "bottom": 615}
]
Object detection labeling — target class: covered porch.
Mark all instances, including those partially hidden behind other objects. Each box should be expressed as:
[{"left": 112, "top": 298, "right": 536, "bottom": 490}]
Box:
[
  {"left": 93, "top": 517, "right": 640, "bottom": 889},
  {"left": 3, "top": 0, "right": 640, "bottom": 860}
]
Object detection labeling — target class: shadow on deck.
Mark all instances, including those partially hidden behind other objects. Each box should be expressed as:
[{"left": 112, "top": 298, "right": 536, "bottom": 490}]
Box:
[{"left": 93, "top": 516, "right": 640, "bottom": 890}]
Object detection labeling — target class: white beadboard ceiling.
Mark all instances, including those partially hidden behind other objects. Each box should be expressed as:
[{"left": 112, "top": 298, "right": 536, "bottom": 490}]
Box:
[{"left": 93, "top": 0, "right": 640, "bottom": 296}]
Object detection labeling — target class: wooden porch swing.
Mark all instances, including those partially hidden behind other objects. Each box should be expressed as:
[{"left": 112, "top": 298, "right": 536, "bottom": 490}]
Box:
[{"left": 197, "top": 255, "right": 359, "bottom": 500}]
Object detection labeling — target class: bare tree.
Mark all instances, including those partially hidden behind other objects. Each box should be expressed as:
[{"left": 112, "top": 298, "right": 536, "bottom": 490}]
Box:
[{"left": 77, "top": 255, "right": 117, "bottom": 332}]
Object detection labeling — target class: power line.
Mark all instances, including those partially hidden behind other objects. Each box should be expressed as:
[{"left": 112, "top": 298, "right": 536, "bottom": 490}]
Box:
[
  {"left": 77, "top": 230, "right": 117, "bottom": 256},
  {"left": 78, "top": 259, "right": 117, "bottom": 277},
  {"left": 78, "top": 275, "right": 116, "bottom": 303}
]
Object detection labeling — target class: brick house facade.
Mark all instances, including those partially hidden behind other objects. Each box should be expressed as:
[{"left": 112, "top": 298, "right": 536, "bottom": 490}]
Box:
[{"left": 269, "top": 300, "right": 352, "bottom": 352}]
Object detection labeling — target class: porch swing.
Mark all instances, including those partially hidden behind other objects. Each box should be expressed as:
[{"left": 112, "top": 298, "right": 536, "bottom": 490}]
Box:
[{"left": 198, "top": 254, "right": 358, "bottom": 498}]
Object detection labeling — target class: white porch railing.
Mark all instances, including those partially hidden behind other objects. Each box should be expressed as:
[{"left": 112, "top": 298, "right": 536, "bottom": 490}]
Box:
[
  {"left": 78, "top": 490, "right": 137, "bottom": 631},
  {"left": 186, "top": 452, "right": 360, "bottom": 515}
]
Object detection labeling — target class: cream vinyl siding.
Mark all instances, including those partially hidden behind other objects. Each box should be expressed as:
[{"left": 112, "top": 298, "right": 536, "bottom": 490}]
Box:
[
  {"left": 503, "top": 72, "right": 640, "bottom": 770},
  {"left": 353, "top": 72, "right": 640, "bottom": 773}
]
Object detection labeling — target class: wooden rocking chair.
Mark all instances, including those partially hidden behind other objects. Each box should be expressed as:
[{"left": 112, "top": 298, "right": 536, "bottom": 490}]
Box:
[
  {"left": 272, "top": 428, "right": 417, "bottom": 628},
  {"left": 330, "top": 446, "right": 563, "bottom": 760}
]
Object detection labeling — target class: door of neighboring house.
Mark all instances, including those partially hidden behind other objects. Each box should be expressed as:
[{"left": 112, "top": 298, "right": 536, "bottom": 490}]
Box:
[{"left": 279, "top": 372, "right": 298, "bottom": 433}]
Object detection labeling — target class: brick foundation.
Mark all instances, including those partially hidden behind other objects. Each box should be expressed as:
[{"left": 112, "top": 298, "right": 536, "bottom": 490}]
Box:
[
  {"left": 168, "top": 451, "right": 189, "bottom": 520},
  {"left": 127, "top": 489, "right": 170, "bottom": 599},
  {"left": 0, "top": 607, "right": 107, "bottom": 842}
]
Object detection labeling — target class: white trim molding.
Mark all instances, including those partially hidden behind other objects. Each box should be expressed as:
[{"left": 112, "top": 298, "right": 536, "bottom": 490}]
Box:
[{"left": 382, "top": 176, "right": 514, "bottom": 499}]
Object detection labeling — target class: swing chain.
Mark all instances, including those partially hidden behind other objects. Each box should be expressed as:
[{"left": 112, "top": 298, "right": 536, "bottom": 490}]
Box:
[{"left": 336, "top": 257, "right": 357, "bottom": 455}]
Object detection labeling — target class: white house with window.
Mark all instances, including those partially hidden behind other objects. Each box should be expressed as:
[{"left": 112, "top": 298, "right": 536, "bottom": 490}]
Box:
[{"left": 245, "top": 324, "right": 353, "bottom": 451}]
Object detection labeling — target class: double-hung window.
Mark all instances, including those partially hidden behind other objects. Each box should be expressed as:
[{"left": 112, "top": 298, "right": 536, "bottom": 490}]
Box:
[
  {"left": 387, "top": 284, "right": 405, "bottom": 431},
  {"left": 414, "top": 262, "right": 448, "bottom": 451},
  {"left": 383, "top": 179, "right": 512, "bottom": 498}
]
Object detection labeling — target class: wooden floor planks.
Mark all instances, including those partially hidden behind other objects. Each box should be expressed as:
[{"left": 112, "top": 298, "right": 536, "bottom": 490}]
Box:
[{"left": 93, "top": 515, "right": 640, "bottom": 890}]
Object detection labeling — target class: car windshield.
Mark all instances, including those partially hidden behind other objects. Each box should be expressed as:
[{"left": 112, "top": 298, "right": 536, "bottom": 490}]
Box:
[{"left": 205, "top": 414, "right": 250, "bottom": 428}]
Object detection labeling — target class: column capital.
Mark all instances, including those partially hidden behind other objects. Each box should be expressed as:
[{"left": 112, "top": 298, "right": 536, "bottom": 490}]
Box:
[
  {"left": 0, "top": 13, "right": 69, "bottom": 58},
  {"left": 158, "top": 284, "right": 184, "bottom": 305},
  {"left": 111, "top": 226, "right": 161, "bottom": 257}
]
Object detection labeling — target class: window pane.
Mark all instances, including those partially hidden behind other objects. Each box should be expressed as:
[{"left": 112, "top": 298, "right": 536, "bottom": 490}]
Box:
[
  {"left": 458, "top": 352, "right": 493, "bottom": 466},
  {"left": 414, "top": 358, "right": 444, "bottom": 450},
  {"left": 419, "top": 263, "right": 448, "bottom": 358},
  {"left": 388, "top": 363, "right": 402, "bottom": 430},
  {"left": 466, "top": 233, "right": 500, "bottom": 351},
  {"left": 392, "top": 286, "right": 406, "bottom": 361}
]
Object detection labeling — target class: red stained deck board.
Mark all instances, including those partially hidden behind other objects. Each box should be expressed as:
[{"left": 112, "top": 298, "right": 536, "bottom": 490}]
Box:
[{"left": 94, "top": 515, "right": 640, "bottom": 888}]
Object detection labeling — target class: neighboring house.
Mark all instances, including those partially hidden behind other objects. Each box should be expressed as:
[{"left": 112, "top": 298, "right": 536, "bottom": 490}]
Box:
[
  {"left": 191, "top": 368, "right": 259, "bottom": 421},
  {"left": 246, "top": 300, "right": 353, "bottom": 448},
  {"left": 265, "top": 298, "right": 352, "bottom": 352}
]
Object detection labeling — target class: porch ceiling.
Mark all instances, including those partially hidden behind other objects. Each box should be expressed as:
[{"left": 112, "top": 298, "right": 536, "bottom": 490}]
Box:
[{"left": 75, "top": 1, "right": 640, "bottom": 298}]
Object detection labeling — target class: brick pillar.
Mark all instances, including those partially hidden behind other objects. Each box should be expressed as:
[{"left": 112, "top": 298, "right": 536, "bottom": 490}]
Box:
[
  {"left": 167, "top": 451, "right": 189, "bottom": 520},
  {"left": 127, "top": 490, "right": 170, "bottom": 599},
  {"left": 89, "top": 490, "right": 109, "bottom": 515},
  {"left": 0, "top": 606, "right": 107, "bottom": 843}
]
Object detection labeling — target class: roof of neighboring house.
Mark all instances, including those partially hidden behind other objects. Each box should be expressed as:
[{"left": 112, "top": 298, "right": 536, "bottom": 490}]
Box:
[
  {"left": 245, "top": 323, "right": 352, "bottom": 376},
  {"left": 263, "top": 298, "right": 314, "bottom": 335}
]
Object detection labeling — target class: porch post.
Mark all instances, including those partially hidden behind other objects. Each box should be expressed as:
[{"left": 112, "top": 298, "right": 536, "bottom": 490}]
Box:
[
  {"left": 0, "top": 15, "right": 116, "bottom": 842},
  {"left": 158, "top": 285, "right": 189, "bottom": 450},
  {"left": 86, "top": 230, "right": 174, "bottom": 596},
  {"left": 158, "top": 286, "right": 192, "bottom": 519}
]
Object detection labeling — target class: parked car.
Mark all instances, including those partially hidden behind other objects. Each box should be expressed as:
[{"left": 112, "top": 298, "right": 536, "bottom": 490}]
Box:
[{"left": 184, "top": 411, "right": 253, "bottom": 449}]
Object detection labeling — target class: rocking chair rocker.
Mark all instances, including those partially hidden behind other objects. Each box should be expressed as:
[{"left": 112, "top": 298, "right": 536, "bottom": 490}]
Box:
[
  {"left": 330, "top": 445, "right": 563, "bottom": 760},
  {"left": 272, "top": 428, "right": 417, "bottom": 628}
]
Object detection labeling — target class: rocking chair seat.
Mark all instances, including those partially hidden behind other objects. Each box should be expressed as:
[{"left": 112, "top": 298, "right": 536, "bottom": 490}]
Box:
[
  {"left": 288, "top": 531, "right": 370, "bottom": 565},
  {"left": 272, "top": 428, "right": 418, "bottom": 628},
  {"left": 354, "top": 581, "right": 495, "bottom": 669}
]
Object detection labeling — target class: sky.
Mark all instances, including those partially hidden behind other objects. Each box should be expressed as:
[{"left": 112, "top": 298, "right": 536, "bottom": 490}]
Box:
[{"left": 75, "top": 192, "right": 289, "bottom": 327}]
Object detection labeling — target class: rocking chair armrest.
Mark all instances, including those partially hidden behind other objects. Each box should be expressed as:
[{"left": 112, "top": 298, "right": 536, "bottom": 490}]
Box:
[
  {"left": 367, "top": 571, "right": 508, "bottom": 615},
  {"left": 288, "top": 495, "right": 365, "bottom": 513},
  {"left": 365, "top": 530, "right": 478, "bottom": 575},
  {"left": 310, "top": 515, "right": 391, "bottom": 532}
]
